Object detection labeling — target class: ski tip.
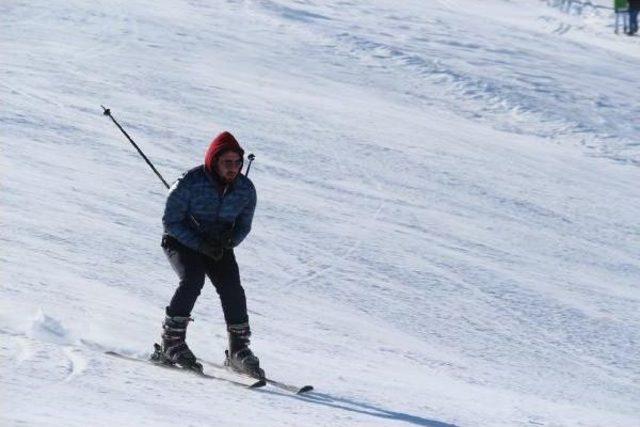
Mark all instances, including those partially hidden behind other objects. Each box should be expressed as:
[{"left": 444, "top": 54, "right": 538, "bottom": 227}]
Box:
[{"left": 297, "top": 385, "right": 314, "bottom": 394}]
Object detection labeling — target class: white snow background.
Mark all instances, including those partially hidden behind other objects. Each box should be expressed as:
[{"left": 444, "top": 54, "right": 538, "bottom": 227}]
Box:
[{"left": 2, "top": 0, "right": 639, "bottom": 426}]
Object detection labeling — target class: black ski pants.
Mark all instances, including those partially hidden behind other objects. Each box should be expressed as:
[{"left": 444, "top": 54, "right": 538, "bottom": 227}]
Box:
[{"left": 162, "top": 235, "right": 248, "bottom": 326}]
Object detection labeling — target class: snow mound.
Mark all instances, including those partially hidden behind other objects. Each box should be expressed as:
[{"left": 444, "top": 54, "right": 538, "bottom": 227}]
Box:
[{"left": 28, "top": 309, "right": 75, "bottom": 346}]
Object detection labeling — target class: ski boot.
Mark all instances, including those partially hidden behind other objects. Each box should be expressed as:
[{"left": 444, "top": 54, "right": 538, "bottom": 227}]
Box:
[
  {"left": 224, "top": 322, "right": 265, "bottom": 379},
  {"left": 151, "top": 315, "right": 202, "bottom": 371}
]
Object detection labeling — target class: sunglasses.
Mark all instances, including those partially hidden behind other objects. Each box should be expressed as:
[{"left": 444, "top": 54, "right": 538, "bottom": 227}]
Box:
[{"left": 220, "top": 159, "right": 243, "bottom": 168}]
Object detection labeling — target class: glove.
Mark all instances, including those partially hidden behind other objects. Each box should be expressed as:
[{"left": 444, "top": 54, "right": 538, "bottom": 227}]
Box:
[{"left": 199, "top": 239, "right": 223, "bottom": 261}]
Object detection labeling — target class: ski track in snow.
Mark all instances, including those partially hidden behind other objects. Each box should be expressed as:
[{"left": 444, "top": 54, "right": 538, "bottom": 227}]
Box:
[{"left": 1, "top": 0, "right": 640, "bottom": 426}]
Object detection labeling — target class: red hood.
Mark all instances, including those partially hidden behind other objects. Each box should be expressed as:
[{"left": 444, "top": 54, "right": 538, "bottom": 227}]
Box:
[{"left": 204, "top": 131, "right": 245, "bottom": 173}]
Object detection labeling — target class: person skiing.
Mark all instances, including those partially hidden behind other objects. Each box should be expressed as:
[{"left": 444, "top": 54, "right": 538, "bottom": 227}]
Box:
[
  {"left": 629, "top": 0, "right": 640, "bottom": 34},
  {"left": 153, "top": 131, "right": 262, "bottom": 378},
  {"left": 614, "top": 0, "right": 629, "bottom": 34}
]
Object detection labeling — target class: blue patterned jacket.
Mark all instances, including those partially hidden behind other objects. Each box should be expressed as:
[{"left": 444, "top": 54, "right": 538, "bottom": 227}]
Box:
[{"left": 162, "top": 165, "right": 256, "bottom": 250}]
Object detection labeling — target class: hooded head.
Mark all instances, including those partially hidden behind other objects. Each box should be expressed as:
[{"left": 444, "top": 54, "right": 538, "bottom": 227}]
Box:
[{"left": 204, "top": 131, "right": 245, "bottom": 175}]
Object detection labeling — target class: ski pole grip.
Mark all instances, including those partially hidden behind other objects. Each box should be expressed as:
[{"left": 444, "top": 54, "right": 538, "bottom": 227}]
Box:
[{"left": 245, "top": 153, "right": 255, "bottom": 177}]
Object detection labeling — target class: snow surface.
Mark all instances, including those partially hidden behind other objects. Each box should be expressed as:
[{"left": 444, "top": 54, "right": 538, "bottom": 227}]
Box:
[{"left": 2, "top": 0, "right": 639, "bottom": 426}]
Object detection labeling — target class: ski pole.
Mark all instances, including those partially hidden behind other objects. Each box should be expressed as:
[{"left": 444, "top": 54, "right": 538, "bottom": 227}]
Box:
[
  {"left": 101, "top": 105, "right": 171, "bottom": 190},
  {"left": 245, "top": 153, "right": 255, "bottom": 177},
  {"left": 101, "top": 106, "right": 204, "bottom": 230}
]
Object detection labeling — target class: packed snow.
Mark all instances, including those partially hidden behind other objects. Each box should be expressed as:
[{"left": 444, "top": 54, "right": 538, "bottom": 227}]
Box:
[{"left": 2, "top": 0, "right": 639, "bottom": 426}]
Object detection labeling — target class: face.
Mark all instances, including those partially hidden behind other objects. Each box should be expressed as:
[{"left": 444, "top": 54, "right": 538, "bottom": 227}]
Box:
[{"left": 215, "top": 151, "right": 243, "bottom": 183}]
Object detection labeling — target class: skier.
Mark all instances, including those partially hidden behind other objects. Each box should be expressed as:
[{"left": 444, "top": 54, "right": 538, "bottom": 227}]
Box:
[
  {"left": 614, "top": 0, "right": 629, "bottom": 34},
  {"left": 629, "top": 0, "right": 640, "bottom": 34},
  {"left": 153, "top": 131, "right": 262, "bottom": 378}
]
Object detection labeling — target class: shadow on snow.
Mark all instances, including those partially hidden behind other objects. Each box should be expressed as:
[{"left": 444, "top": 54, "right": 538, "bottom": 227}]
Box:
[{"left": 260, "top": 389, "right": 458, "bottom": 427}]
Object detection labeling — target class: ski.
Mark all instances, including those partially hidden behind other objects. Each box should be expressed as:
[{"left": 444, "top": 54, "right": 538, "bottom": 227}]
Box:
[
  {"left": 266, "top": 378, "right": 314, "bottom": 395},
  {"left": 104, "top": 350, "right": 266, "bottom": 389},
  {"left": 202, "top": 359, "right": 314, "bottom": 394}
]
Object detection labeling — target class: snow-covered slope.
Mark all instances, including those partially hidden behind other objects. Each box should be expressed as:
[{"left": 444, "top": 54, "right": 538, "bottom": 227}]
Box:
[{"left": 2, "top": 1, "right": 639, "bottom": 426}]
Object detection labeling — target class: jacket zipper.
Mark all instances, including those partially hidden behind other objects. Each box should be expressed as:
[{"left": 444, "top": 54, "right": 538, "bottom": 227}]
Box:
[{"left": 214, "top": 184, "right": 229, "bottom": 223}]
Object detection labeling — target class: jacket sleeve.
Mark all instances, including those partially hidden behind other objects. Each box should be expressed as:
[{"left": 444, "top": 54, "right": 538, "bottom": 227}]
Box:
[
  {"left": 232, "top": 186, "right": 256, "bottom": 247},
  {"left": 162, "top": 176, "right": 203, "bottom": 251}
]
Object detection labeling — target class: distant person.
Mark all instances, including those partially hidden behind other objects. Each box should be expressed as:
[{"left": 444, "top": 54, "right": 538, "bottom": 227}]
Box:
[
  {"left": 629, "top": 0, "right": 640, "bottom": 34},
  {"left": 615, "top": 0, "right": 629, "bottom": 34},
  {"left": 153, "top": 131, "right": 262, "bottom": 379}
]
